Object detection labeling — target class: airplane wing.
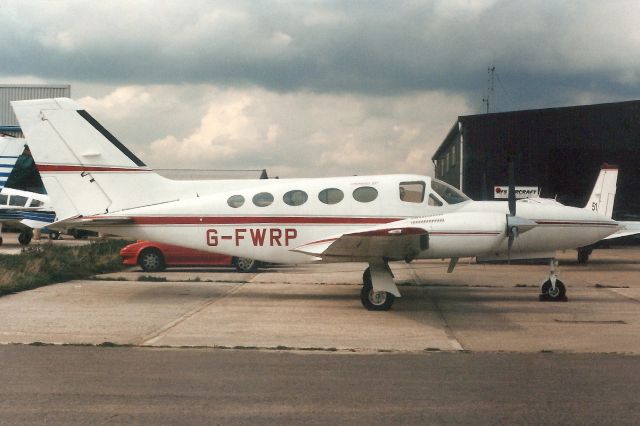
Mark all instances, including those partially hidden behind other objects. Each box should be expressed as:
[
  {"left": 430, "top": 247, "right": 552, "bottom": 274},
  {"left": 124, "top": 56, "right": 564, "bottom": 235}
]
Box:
[{"left": 292, "top": 225, "right": 429, "bottom": 262}]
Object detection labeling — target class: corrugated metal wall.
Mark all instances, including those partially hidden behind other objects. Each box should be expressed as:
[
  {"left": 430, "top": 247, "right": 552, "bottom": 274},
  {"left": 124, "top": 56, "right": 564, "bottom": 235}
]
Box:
[{"left": 0, "top": 85, "right": 71, "bottom": 126}]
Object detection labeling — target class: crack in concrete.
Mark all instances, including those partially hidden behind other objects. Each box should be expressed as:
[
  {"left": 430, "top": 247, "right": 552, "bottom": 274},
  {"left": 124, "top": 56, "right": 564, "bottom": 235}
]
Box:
[{"left": 138, "top": 283, "right": 246, "bottom": 346}]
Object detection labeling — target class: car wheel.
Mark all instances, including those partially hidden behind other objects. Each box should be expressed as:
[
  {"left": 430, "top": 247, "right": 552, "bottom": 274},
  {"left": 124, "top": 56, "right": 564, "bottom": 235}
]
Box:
[
  {"left": 49, "top": 231, "right": 61, "bottom": 240},
  {"left": 234, "top": 257, "right": 258, "bottom": 273},
  {"left": 138, "top": 248, "right": 165, "bottom": 272},
  {"left": 18, "top": 230, "right": 33, "bottom": 246}
]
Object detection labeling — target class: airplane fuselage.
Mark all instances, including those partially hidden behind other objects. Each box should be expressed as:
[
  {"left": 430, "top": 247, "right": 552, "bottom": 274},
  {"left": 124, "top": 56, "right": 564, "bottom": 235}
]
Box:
[{"left": 82, "top": 174, "right": 618, "bottom": 264}]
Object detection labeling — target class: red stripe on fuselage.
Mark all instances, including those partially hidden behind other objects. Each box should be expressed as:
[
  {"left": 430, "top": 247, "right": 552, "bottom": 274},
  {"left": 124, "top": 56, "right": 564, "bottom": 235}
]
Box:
[
  {"left": 37, "top": 164, "right": 151, "bottom": 173},
  {"left": 90, "top": 216, "right": 402, "bottom": 226}
]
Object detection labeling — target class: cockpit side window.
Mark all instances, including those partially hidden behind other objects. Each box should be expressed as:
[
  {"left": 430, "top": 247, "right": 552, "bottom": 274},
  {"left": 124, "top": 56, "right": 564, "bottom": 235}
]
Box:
[
  {"left": 430, "top": 179, "right": 470, "bottom": 204},
  {"left": 0, "top": 194, "right": 7, "bottom": 205},
  {"left": 9, "top": 195, "right": 28, "bottom": 207},
  {"left": 399, "top": 181, "right": 425, "bottom": 203},
  {"left": 428, "top": 194, "right": 443, "bottom": 206}
]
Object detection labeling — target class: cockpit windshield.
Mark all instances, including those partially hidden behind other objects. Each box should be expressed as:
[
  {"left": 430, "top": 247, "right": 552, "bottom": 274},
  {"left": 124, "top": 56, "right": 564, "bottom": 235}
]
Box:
[{"left": 430, "top": 179, "right": 470, "bottom": 204}]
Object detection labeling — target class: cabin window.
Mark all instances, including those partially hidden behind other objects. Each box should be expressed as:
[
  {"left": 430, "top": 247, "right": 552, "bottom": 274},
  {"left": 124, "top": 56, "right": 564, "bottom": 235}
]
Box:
[
  {"left": 399, "top": 181, "right": 425, "bottom": 203},
  {"left": 9, "top": 195, "right": 28, "bottom": 207},
  {"left": 227, "top": 195, "right": 245, "bottom": 208},
  {"left": 252, "top": 192, "right": 274, "bottom": 207},
  {"left": 29, "top": 199, "right": 44, "bottom": 207},
  {"left": 353, "top": 186, "right": 378, "bottom": 203},
  {"left": 283, "top": 190, "right": 308, "bottom": 206},
  {"left": 0, "top": 194, "right": 7, "bottom": 205},
  {"left": 318, "top": 188, "right": 344, "bottom": 205},
  {"left": 428, "top": 194, "right": 443, "bottom": 206}
]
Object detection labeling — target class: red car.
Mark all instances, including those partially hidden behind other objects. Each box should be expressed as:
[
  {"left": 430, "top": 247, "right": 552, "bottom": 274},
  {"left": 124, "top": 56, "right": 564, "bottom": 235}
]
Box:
[{"left": 120, "top": 241, "right": 260, "bottom": 272}]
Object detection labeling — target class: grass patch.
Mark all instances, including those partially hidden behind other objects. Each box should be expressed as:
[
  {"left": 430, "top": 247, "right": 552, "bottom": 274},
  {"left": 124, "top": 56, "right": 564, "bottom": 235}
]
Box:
[
  {"left": 137, "top": 275, "right": 168, "bottom": 282},
  {"left": 0, "top": 239, "right": 131, "bottom": 296}
]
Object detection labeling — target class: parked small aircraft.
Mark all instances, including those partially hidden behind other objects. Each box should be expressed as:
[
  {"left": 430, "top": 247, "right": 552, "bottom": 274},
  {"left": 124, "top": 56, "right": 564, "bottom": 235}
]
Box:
[
  {"left": 518, "top": 167, "right": 639, "bottom": 263},
  {"left": 12, "top": 98, "right": 623, "bottom": 310},
  {"left": 0, "top": 137, "right": 56, "bottom": 245}
]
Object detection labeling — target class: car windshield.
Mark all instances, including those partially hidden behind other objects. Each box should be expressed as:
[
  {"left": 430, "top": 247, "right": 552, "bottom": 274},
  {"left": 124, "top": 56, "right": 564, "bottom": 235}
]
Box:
[{"left": 430, "top": 179, "right": 470, "bottom": 204}]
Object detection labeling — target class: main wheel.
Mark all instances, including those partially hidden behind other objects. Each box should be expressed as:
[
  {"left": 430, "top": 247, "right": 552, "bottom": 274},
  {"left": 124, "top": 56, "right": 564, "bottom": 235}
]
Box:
[
  {"left": 138, "top": 248, "right": 165, "bottom": 272},
  {"left": 362, "top": 267, "right": 371, "bottom": 286},
  {"left": 360, "top": 282, "right": 395, "bottom": 311},
  {"left": 577, "top": 248, "right": 591, "bottom": 264},
  {"left": 18, "top": 230, "right": 33, "bottom": 246},
  {"left": 540, "top": 279, "right": 566, "bottom": 300},
  {"left": 234, "top": 257, "right": 258, "bottom": 273},
  {"left": 72, "top": 229, "right": 89, "bottom": 239}
]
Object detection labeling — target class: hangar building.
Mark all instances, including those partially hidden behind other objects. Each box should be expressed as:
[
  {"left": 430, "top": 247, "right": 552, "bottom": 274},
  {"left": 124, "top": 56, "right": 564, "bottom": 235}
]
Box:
[
  {"left": 1, "top": 85, "right": 72, "bottom": 192},
  {"left": 1, "top": 84, "right": 71, "bottom": 137},
  {"left": 432, "top": 100, "right": 640, "bottom": 219}
]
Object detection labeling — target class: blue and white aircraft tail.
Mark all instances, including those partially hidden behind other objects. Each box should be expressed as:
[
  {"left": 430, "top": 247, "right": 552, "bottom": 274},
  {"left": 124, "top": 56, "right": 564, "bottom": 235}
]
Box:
[
  {"left": 0, "top": 136, "right": 24, "bottom": 191},
  {"left": 0, "top": 136, "right": 56, "bottom": 245}
]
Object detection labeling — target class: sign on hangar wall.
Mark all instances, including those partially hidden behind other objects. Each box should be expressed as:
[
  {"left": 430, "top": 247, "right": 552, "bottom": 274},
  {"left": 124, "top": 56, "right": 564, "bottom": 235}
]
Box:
[{"left": 494, "top": 186, "right": 540, "bottom": 199}]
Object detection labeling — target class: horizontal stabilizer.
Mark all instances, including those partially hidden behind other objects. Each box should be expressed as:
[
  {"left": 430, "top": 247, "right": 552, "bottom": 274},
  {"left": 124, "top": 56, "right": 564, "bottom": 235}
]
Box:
[
  {"left": 47, "top": 215, "right": 133, "bottom": 230},
  {"left": 604, "top": 221, "right": 640, "bottom": 240}
]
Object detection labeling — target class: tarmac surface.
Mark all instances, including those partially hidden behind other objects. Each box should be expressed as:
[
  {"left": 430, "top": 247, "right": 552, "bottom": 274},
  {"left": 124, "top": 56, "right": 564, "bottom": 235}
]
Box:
[
  {"left": 0, "top": 241, "right": 639, "bottom": 353},
  {"left": 1, "top": 233, "right": 639, "bottom": 423},
  {"left": 1, "top": 345, "right": 639, "bottom": 425}
]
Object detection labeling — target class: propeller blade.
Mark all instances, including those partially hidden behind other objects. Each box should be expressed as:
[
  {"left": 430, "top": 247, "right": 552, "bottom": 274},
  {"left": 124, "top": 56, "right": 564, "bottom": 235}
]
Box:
[{"left": 508, "top": 159, "right": 516, "bottom": 216}]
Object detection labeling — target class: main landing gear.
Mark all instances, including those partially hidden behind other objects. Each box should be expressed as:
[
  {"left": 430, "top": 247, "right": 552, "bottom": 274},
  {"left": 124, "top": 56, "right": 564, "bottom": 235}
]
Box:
[
  {"left": 360, "top": 265, "right": 398, "bottom": 311},
  {"left": 539, "top": 259, "right": 567, "bottom": 302}
]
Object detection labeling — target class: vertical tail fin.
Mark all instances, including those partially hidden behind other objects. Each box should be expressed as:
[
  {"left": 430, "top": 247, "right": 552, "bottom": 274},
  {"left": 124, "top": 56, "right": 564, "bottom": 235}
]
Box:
[
  {"left": 0, "top": 136, "right": 25, "bottom": 191},
  {"left": 11, "top": 98, "right": 170, "bottom": 220},
  {"left": 585, "top": 164, "right": 618, "bottom": 218}
]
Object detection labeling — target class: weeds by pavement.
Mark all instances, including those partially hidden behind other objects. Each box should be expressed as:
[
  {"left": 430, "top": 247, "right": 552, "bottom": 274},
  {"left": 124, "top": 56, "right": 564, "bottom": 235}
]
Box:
[{"left": 0, "top": 239, "right": 130, "bottom": 296}]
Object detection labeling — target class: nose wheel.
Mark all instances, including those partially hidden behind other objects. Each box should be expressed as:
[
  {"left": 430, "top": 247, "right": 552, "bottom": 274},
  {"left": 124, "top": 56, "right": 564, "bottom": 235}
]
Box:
[{"left": 539, "top": 259, "right": 568, "bottom": 301}]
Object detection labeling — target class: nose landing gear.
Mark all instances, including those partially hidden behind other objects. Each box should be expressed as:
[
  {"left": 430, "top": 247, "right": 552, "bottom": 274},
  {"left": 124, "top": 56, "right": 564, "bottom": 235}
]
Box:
[{"left": 539, "top": 259, "right": 568, "bottom": 301}]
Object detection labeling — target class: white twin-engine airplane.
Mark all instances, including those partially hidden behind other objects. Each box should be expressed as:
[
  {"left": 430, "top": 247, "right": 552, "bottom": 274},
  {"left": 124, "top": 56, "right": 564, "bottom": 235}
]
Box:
[{"left": 12, "top": 98, "right": 622, "bottom": 310}]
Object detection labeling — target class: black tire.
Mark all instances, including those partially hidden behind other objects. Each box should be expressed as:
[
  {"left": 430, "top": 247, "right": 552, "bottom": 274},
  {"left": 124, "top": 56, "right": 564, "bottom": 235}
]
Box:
[
  {"left": 0, "top": 236, "right": 3, "bottom": 246},
  {"left": 234, "top": 257, "right": 258, "bottom": 273},
  {"left": 577, "top": 248, "right": 591, "bottom": 264},
  {"left": 49, "top": 231, "right": 61, "bottom": 240},
  {"left": 138, "top": 248, "right": 165, "bottom": 272},
  {"left": 18, "top": 230, "right": 33, "bottom": 246},
  {"left": 540, "top": 279, "right": 566, "bottom": 300},
  {"left": 360, "top": 282, "right": 395, "bottom": 311},
  {"left": 362, "top": 267, "right": 371, "bottom": 286},
  {"left": 72, "top": 229, "right": 89, "bottom": 239}
]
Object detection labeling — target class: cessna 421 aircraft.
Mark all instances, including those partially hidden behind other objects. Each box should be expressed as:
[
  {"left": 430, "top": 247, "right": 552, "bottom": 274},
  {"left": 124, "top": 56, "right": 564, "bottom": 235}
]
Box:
[{"left": 12, "top": 98, "right": 622, "bottom": 310}]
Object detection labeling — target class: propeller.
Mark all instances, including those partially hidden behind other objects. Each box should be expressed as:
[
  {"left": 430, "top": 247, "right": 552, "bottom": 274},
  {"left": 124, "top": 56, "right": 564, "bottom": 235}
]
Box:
[{"left": 505, "top": 158, "right": 536, "bottom": 262}]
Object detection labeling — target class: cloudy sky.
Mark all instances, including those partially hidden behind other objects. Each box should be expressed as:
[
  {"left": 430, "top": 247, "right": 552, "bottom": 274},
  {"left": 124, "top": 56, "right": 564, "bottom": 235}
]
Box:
[{"left": 1, "top": 0, "right": 639, "bottom": 177}]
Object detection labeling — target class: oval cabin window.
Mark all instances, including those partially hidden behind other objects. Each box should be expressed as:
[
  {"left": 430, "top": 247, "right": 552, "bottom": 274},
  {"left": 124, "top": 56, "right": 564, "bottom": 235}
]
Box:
[
  {"left": 283, "top": 190, "right": 308, "bottom": 206},
  {"left": 252, "top": 192, "right": 274, "bottom": 207},
  {"left": 227, "top": 195, "right": 245, "bottom": 208},
  {"left": 318, "top": 188, "right": 344, "bottom": 205},
  {"left": 352, "top": 186, "right": 378, "bottom": 203}
]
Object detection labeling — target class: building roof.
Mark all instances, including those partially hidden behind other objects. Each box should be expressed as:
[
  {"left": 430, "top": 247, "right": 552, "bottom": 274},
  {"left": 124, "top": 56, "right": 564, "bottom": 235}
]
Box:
[{"left": 432, "top": 99, "right": 640, "bottom": 160}]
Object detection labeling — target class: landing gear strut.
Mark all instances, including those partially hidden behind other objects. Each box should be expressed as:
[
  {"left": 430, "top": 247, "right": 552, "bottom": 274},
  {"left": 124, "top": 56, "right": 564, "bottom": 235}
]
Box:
[
  {"left": 360, "top": 265, "right": 396, "bottom": 311},
  {"left": 539, "top": 259, "right": 567, "bottom": 302}
]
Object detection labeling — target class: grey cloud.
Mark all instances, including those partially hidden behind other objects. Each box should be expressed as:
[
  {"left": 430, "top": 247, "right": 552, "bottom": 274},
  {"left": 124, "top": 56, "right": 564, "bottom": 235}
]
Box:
[{"left": 1, "top": 0, "right": 639, "bottom": 105}]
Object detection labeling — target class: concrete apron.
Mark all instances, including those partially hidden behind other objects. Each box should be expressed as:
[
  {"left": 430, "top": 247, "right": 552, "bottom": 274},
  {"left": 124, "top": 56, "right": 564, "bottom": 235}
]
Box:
[{"left": 0, "top": 247, "right": 638, "bottom": 353}]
